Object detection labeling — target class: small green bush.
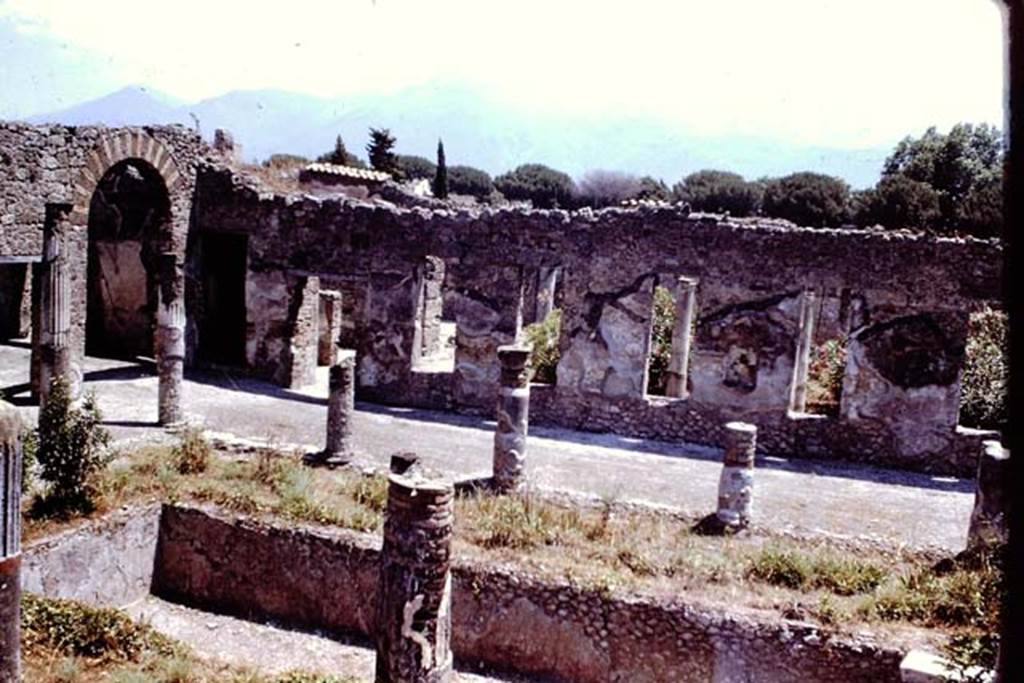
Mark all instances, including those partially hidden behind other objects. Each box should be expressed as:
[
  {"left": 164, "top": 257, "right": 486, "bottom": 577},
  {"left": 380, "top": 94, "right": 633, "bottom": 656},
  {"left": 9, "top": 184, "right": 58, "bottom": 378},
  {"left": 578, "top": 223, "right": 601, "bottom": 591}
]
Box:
[
  {"left": 960, "top": 308, "right": 1007, "bottom": 431},
  {"left": 22, "top": 593, "right": 178, "bottom": 661},
  {"left": 21, "top": 420, "right": 37, "bottom": 493},
  {"left": 805, "top": 338, "right": 847, "bottom": 416},
  {"left": 943, "top": 632, "right": 1000, "bottom": 682},
  {"left": 173, "top": 426, "right": 212, "bottom": 475},
  {"left": 32, "top": 377, "right": 111, "bottom": 514},
  {"left": 645, "top": 286, "right": 676, "bottom": 396},
  {"left": 523, "top": 309, "right": 562, "bottom": 384}
]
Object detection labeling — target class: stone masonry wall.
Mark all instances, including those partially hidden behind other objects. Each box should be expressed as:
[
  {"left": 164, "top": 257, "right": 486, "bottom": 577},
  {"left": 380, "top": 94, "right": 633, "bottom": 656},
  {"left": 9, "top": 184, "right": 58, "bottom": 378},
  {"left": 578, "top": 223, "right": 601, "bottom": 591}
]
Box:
[
  {"left": 193, "top": 164, "right": 1002, "bottom": 474},
  {"left": 154, "top": 504, "right": 909, "bottom": 683},
  {"left": 0, "top": 122, "right": 203, "bottom": 368}
]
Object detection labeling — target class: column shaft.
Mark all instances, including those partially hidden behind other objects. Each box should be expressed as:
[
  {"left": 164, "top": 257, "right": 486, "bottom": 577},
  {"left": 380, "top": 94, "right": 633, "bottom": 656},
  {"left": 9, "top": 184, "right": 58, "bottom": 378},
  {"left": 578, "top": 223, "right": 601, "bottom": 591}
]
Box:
[
  {"left": 967, "top": 441, "right": 1010, "bottom": 551},
  {"left": 322, "top": 350, "right": 356, "bottom": 466},
  {"left": 665, "top": 277, "right": 697, "bottom": 398},
  {"left": 38, "top": 206, "right": 76, "bottom": 408},
  {"left": 789, "top": 289, "right": 817, "bottom": 413},
  {"left": 0, "top": 401, "right": 23, "bottom": 683},
  {"left": 157, "top": 254, "right": 186, "bottom": 426},
  {"left": 493, "top": 344, "right": 531, "bottom": 493},
  {"left": 716, "top": 421, "right": 756, "bottom": 528},
  {"left": 375, "top": 472, "right": 454, "bottom": 683}
]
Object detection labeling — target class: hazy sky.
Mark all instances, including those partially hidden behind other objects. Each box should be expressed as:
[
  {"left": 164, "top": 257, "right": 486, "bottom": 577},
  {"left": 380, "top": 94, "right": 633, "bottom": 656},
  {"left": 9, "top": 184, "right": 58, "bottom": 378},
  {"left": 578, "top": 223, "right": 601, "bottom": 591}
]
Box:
[{"left": 0, "top": 0, "right": 1006, "bottom": 148}]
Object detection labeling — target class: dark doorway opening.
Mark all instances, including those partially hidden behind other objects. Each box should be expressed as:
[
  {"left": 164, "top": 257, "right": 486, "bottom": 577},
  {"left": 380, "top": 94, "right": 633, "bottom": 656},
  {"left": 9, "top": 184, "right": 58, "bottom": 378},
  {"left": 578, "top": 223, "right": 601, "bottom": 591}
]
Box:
[
  {"left": 0, "top": 263, "right": 29, "bottom": 340},
  {"left": 86, "top": 160, "right": 170, "bottom": 360},
  {"left": 198, "top": 233, "right": 247, "bottom": 367}
]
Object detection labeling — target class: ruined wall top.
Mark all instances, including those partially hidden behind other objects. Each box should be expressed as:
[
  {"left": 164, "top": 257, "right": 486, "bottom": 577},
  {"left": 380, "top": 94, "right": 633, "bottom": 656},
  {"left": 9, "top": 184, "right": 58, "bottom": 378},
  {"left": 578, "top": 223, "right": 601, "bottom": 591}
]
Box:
[
  {"left": 197, "top": 162, "right": 1003, "bottom": 310},
  {"left": 0, "top": 121, "right": 204, "bottom": 257}
]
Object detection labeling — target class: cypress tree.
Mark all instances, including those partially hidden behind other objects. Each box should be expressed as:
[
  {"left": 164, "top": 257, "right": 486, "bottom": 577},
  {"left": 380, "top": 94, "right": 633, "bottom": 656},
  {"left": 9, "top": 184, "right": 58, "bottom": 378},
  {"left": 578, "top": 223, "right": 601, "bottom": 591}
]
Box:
[{"left": 433, "top": 139, "right": 449, "bottom": 199}]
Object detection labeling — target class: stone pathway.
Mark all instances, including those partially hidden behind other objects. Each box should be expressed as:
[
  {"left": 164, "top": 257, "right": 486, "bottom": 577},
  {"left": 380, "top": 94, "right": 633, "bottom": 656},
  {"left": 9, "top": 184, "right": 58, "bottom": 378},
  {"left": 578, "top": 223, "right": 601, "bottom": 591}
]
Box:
[
  {"left": 124, "top": 596, "right": 533, "bottom": 682},
  {"left": 0, "top": 343, "right": 974, "bottom": 552}
]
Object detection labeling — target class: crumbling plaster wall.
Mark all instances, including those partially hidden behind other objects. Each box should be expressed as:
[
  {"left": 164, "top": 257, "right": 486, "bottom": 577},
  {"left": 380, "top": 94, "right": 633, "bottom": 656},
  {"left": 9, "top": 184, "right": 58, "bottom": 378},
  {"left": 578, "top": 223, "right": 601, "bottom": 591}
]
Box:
[{"left": 192, "top": 163, "right": 1002, "bottom": 473}]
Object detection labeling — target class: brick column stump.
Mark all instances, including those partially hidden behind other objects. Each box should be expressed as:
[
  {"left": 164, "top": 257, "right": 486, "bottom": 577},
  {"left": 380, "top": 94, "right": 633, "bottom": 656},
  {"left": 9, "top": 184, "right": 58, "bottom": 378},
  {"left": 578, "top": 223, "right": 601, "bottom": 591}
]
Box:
[{"left": 375, "top": 470, "right": 454, "bottom": 683}]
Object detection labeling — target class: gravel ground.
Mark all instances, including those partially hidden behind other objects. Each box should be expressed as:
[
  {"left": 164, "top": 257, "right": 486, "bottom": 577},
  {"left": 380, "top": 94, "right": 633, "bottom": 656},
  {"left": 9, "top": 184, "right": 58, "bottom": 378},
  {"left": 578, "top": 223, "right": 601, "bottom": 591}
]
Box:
[{"left": 125, "top": 596, "right": 536, "bottom": 682}]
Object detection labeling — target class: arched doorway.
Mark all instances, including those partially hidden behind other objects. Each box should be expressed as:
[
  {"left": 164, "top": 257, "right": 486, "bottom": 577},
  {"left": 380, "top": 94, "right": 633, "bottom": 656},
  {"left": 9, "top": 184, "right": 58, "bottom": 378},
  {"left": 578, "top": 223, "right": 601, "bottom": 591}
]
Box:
[{"left": 85, "top": 159, "right": 171, "bottom": 359}]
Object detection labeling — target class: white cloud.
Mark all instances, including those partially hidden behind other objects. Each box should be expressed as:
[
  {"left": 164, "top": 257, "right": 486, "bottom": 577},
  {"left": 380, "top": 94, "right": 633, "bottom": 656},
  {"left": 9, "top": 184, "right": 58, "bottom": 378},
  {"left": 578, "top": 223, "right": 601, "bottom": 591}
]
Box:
[{"left": 0, "top": 0, "right": 1004, "bottom": 146}]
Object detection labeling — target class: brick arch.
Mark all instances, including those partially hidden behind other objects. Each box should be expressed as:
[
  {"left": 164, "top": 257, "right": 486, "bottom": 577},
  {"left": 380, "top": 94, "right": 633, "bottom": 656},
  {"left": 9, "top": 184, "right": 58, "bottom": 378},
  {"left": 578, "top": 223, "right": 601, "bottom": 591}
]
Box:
[{"left": 69, "top": 130, "right": 182, "bottom": 225}]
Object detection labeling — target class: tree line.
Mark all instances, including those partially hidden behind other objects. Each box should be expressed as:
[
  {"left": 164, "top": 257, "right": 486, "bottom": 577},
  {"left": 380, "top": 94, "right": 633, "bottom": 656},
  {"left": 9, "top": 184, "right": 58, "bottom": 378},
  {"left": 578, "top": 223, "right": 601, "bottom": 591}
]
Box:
[{"left": 265, "top": 122, "right": 1003, "bottom": 239}]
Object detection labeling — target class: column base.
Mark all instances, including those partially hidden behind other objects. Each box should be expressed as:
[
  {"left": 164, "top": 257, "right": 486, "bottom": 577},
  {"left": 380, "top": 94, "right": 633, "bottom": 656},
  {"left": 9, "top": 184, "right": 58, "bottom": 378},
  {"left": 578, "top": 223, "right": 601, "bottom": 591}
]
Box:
[{"left": 303, "top": 449, "right": 355, "bottom": 469}]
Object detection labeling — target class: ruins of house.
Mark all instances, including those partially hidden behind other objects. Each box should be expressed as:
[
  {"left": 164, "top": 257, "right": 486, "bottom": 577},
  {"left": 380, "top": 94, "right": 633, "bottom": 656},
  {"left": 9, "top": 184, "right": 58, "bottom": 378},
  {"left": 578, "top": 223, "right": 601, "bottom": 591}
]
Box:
[{"left": 0, "top": 122, "right": 1004, "bottom": 475}]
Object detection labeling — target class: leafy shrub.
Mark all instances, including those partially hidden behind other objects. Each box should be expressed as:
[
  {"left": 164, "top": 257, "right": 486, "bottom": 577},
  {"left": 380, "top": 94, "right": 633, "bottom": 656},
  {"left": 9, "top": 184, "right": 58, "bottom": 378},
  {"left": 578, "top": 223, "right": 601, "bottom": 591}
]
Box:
[
  {"left": 523, "top": 308, "right": 562, "bottom": 384},
  {"left": 960, "top": 308, "right": 1007, "bottom": 431},
  {"left": 853, "top": 175, "right": 942, "bottom": 230},
  {"left": 635, "top": 176, "right": 672, "bottom": 202},
  {"left": 805, "top": 338, "right": 846, "bottom": 416},
  {"left": 943, "top": 632, "right": 1000, "bottom": 682},
  {"left": 22, "top": 593, "right": 178, "bottom": 661},
  {"left": 172, "top": 426, "right": 212, "bottom": 475},
  {"left": 881, "top": 123, "right": 1003, "bottom": 237},
  {"left": 32, "top": 378, "right": 111, "bottom": 514},
  {"left": 394, "top": 154, "right": 436, "bottom": 180},
  {"left": 645, "top": 286, "right": 676, "bottom": 396},
  {"left": 494, "top": 163, "right": 576, "bottom": 208},
  {"left": 761, "top": 172, "right": 851, "bottom": 227},
  {"left": 21, "top": 419, "right": 37, "bottom": 493},
  {"left": 673, "top": 169, "right": 762, "bottom": 216},
  {"left": 447, "top": 165, "right": 494, "bottom": 199}
]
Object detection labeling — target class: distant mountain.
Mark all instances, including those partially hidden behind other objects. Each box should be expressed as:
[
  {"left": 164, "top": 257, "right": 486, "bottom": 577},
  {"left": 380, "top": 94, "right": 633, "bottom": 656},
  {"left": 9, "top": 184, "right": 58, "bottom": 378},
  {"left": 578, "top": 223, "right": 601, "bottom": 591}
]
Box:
[
  {"left": 28, "top": 85, "right": 189, "bottom": 128},
  {"left": 26, "top": 84, "right": 889, "bottom": 188}
]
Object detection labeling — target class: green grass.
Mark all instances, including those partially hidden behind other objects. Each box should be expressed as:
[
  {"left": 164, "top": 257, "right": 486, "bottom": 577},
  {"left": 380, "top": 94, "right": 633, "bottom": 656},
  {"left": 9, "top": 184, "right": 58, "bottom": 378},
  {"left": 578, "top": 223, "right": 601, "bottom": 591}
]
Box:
[
  {"left": 746, "top": 546, "right": 888, "bottom": 595},
  {"left": 23, "top": 442, "right": 1004, "bottom": 647},
  {"left": 22, "top": 594, "right": 365, "bottom": 683}
]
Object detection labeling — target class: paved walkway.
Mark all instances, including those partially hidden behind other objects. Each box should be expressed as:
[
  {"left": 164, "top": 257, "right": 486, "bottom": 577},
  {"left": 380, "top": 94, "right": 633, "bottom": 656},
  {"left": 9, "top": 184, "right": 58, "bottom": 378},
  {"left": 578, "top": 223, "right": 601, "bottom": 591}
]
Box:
[{"left": 0, "top": 343, "right": 974, "bottom": 552}]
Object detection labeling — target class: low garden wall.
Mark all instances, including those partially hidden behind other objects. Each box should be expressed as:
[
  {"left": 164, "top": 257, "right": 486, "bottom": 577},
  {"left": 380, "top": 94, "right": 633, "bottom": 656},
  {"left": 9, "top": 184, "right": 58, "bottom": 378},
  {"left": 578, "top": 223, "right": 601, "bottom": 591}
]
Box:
[{"left": 153, "top": 504, "right": 908, "bottom": 683}]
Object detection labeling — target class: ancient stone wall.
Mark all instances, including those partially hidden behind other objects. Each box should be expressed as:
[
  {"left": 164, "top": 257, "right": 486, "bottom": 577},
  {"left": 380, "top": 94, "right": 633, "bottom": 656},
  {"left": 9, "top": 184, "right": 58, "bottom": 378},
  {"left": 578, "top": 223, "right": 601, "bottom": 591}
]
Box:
[
  {"left": 153, "top": 504, "right": 909, "bottom": 683},
  {"left": 0, "top": 122, "right": 203, "bottom": 370},
  {"left": 193, "top": 164, "right": 1002, "bottom": 473}
]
